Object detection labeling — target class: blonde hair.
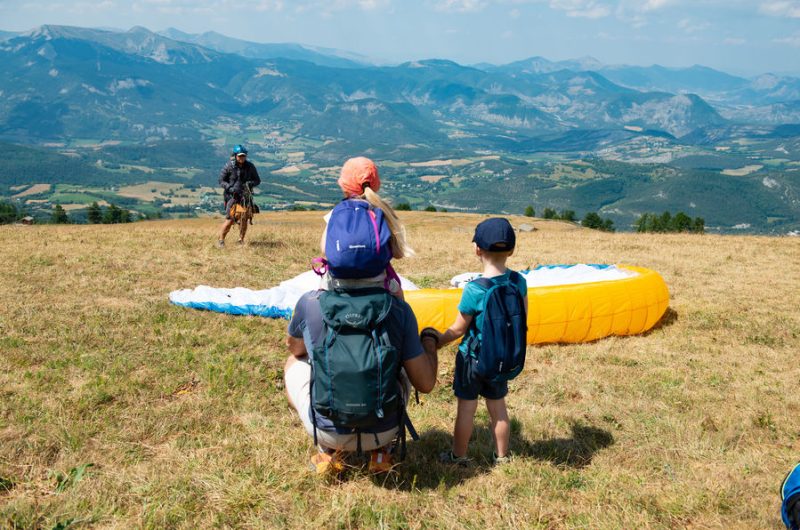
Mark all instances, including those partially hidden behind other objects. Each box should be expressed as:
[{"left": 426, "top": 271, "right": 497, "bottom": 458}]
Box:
[{"left": 361, "top": 186, "right": 415, "bottom": 259}]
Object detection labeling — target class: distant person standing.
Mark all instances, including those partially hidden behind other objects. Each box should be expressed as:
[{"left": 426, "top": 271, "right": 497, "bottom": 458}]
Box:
[{"left": 217, "top": 144, "right": 261, "bottom": 247}]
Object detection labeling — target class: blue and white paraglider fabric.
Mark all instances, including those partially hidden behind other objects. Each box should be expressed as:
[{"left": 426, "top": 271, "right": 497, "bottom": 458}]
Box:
[{"left": 169, "top": 265, "right": 637, "bottom": 319}]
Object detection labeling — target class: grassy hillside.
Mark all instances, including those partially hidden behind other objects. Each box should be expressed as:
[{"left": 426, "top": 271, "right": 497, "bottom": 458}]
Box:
[{"left": 1, "top": 213, "right": 799, "bottom": 528}]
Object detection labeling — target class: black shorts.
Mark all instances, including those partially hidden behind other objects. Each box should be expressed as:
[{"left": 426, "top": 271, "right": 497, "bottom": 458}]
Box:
[{"left": 453, "top": 352, "right": 508, "bottom": 401}]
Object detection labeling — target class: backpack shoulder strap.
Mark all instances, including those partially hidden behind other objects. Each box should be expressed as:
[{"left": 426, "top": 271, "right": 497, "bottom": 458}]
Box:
[
  {"left": 507, "top": 270, "right": 524, "bottom": 292},
  {"left": 471, "top": 276, "right": 494, "bottom": 289}
]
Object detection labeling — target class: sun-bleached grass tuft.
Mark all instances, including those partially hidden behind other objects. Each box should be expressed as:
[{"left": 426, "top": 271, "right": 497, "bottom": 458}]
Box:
[{"left": 1, "top": 212, "right": 799, "bottom": 528}]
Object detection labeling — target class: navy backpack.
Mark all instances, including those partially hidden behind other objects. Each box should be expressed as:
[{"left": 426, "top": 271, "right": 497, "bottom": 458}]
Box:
[
  {"left": 464, "top": 271, "right": 528, "bottom": 382},
  {"left": 325, "top": 199, "right": 392, "bottom": 279}
]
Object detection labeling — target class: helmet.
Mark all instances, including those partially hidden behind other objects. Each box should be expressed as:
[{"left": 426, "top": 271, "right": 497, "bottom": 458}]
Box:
[{"left": 232, "top": 144, "right": 248, "bottom": 157}]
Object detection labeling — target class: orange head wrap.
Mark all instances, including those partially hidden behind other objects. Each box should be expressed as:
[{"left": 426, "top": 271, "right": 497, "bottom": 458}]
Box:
[{"left": 338, "top": 157, "right": 380, "bottom": 197}]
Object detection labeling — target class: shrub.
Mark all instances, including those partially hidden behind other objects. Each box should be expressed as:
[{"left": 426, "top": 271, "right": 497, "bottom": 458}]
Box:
[{"left": 0, "top": 201, "right": 19, "bottom": 224}]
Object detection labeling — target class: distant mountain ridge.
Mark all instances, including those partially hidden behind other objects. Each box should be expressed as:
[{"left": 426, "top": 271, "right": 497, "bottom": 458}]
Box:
[
  {"left": 157, "top": 27, "right": 373, "bottom": 68},
  {"left": 0, "top": 24, "right": 738, "bottom": 144},
  {"left": 490, "top": 55, "right": 800, "bottom": 123}
]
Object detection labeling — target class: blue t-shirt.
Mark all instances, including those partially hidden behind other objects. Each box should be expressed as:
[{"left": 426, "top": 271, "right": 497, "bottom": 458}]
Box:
[
  {"left": 288, "top": 289, "right": 423, "bottom": 432},
  {"left": 456, "top": 269, "right": 528, "bottom": 356}
]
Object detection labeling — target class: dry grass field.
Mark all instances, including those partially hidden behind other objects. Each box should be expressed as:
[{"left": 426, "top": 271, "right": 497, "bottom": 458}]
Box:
[{"left": 1, "top": 212, "right": 799, "bottom": 529}]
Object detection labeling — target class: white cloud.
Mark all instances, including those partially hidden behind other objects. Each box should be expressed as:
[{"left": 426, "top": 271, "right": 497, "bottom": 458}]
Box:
[
  {"left": 760, "top": 1, "right": 800, "bottom": 17},
  {"left": 132, "top": 0, "right": 396, "bottom": 16},
  {"left": 549, "top": 0, "right": 610, "bottom": 18},
  {"left": 774, "top": 31, "right": 800, "bottom": 46},
  {"left": 640, "top": 0, "right": 672, "bottom": 11},
  {"left": 677, "top": 17, "right": 710, "bottom": 33},
  {"left": 132, "top": 0, "right": 285, "bottom": 15},
  {"left": 432, "top": 0, "right": 489, "bottom": 12}
]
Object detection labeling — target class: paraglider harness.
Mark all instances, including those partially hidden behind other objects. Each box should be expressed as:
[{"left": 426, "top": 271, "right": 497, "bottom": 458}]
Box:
[{"left": 227, "top": 184, "right": 258, "bottom": 226}]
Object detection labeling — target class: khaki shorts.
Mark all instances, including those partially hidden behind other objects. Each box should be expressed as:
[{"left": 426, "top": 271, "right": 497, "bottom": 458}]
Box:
[{"left": 285, "top": 359, "right": 400, "bottom": 451}]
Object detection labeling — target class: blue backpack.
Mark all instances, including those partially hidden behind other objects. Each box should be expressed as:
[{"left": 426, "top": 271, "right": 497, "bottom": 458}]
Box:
[
  {"left": 325, "top": 199, "right": 392, "bottom": 279},
  {"left": 464, "top": 271, "right": 528, "bottom": 382},
  {"left": 782, "top": 462, "right": 800, "bottom": 529}
]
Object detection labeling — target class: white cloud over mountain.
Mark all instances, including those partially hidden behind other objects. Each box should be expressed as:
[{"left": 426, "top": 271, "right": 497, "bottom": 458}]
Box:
[{"left": 760, "top": 1, "right": 800, "bottom": 17}]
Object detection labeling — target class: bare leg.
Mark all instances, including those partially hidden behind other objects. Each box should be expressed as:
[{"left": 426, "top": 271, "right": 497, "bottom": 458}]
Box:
[
  {"left": 218, "top": 218, "right": 235, "bottom": 242},
  {"left": 486, "top": 398, "right": 510, "bottom": 457},
  {"left": 284, "top": 355, "right": 300, "bottom": 410},
  {"left": 453, "top": 398, "right": 479, "bottom": 457}
]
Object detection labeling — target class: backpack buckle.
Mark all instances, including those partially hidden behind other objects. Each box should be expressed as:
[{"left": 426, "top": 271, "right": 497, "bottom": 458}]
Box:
[{"left": 311, "top": 257, "right": 329, "bottom": 276}]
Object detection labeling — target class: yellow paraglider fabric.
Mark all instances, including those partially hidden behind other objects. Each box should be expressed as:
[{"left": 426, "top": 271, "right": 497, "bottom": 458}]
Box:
[{"left": 405, "top": 266, "right": 669, "bottom": 344}]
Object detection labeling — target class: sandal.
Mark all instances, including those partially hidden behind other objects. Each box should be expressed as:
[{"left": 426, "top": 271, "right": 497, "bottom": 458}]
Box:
[
  {"left": 492, "top": 452, "right": 512, "bottom": 465},
  {"left": 368, "top": 448, "right": 395, "bottom": 473},
  {"left": 309, "top": 450, "right": 344, "bottom": 475},
  {"left": 439, "top": 450, "right": 471, "bottom": 466}
]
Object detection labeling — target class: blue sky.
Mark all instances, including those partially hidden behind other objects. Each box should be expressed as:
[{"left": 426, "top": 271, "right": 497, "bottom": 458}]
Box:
[{"left": 1, "top": 0, "right": 799, "bottom": 76}]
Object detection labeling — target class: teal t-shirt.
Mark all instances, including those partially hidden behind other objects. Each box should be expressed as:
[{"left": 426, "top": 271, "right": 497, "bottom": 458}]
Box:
[{"left": 456, "top": 269, "right": 528, "bottom": 355}]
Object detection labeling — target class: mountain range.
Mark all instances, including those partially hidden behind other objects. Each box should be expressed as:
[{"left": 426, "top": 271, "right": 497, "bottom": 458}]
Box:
[
  {"left": 0, "top": 24, "right": 755, "bottom": 143},
  {"left": 0, "top": 25, "right": 798, "bottom": 233}
]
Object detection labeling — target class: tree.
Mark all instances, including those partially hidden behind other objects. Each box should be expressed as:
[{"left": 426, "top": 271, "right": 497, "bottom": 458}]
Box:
[
  {"left": 51, "top": 204, "right": 69, "bottom": 224},
  {"left": 543, "top": 207, "right": 557, "bottom": 219},
  {"left": 103, "top": 204, "right": 123, "bottom": 224},
  {"left": 583, "top": 212, "right": 615, "bottom": 232},
  {"left": 524, "top": 205, "right": 535, "bottom": 217},
  {"left": 672, "top": 212, "right": 693, "bottom": 232},
  {"left": 635, "top": 211, "right": 703, "bottom": 234},
  {"left": 582, "top": 212, "right": 602, "bottom": 229},
  {"left": 396, "top": 202, "right": 412, "bottom": 211},
  {"left": 0, "top": 201, "right": 18, "bottom": 224},
  {"left": 559, "top": 209, "right": 576, "bottom": 222},
  {"left": 424, "top": 205, "right": 437, "bottom": 212},
  {"left": 659, "top": 211, "right": 672, "bottom": 232},
  {"left": 87, "top": 202, "right": 102, "bottom": 224}
]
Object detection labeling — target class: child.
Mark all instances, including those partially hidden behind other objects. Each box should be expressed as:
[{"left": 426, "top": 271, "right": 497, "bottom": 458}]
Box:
[
  {"left": 433, "top": 217, "right": 528, "bottom": 465},
  {"left": 318, "top": 156, "right": 413, "bottom": 299}
]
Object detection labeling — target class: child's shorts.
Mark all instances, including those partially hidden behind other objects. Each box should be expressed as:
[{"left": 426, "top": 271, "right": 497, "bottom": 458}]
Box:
[{"left": 453, "top": 352, "right": 508, "bottom": 401}]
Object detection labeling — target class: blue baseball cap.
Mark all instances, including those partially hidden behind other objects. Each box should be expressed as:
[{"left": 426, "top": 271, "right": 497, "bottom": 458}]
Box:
[{"left": 473, "top": 217, "right": 515, "bottom": 251}]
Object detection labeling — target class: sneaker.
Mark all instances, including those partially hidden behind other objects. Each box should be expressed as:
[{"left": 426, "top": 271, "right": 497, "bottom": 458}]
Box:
[
  {"left": 309, "top": 451, "right": 344, "bottom": 475},
  {"left": 492, "top": 452, "right": 512, "bottom": 465},
  {"left": 216, "top": 239, "right": 225, "bottom": 248},
  {"left": 368, "top": 449, "right": 395, "bottom": 473},
  {"left": 439, "top": 450, "right": 471, "bottom": 467}
]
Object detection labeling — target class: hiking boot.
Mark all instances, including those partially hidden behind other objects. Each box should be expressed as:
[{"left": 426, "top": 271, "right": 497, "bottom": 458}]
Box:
[
  {"left": 216, "top": 239, "right": 225, "bottom": 248},
  {"left": 309, "top": 451, "right": 344, "bottom": 475},
  {"left": 368, "top": 448, "right": 395, "bottom": 473},
  {"left": 492, "top": 452, "right": 512, "bottom": 466},
  {"left": 439, "top": 450, "right": 471, "bottom": 467}
]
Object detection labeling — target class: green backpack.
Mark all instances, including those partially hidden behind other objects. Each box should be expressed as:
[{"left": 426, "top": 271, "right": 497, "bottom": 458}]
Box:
[{"left": 310, "top": 288, "right": 412, "bottom": 452}]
